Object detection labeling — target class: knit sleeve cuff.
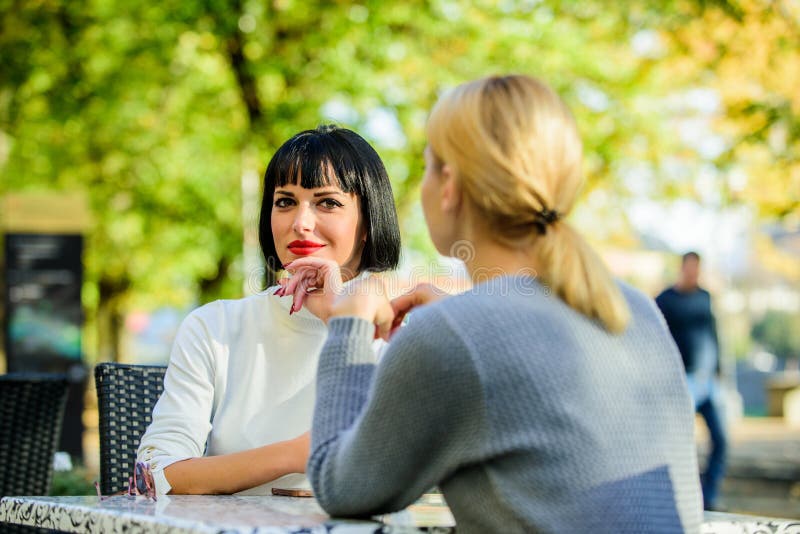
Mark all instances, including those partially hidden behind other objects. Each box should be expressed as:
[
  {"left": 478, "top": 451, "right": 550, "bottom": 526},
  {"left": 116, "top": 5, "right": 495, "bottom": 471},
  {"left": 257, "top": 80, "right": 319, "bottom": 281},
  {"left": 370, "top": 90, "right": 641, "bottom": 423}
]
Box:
[
  {"left": 326, "top": 317, "right": 377, "bottom": 365},
  {"left": 152, "top": 467, "right": 173, "bottom": 496},
  {"left": 138, "top": 451, "right": 189, "bottom": 496}
]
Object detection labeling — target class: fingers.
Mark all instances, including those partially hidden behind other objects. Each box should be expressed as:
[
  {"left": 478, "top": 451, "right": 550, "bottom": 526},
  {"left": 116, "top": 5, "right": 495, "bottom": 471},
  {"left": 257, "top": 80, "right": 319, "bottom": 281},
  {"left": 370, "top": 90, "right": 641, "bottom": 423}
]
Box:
[
  {"left": 274, "top": 267, "right": 314, "bottom": 311},
  {"left": 283, "top": 257, "right": 338, "bottom": 278},
  {"left": 388, "top": 292, "right": 418, "bottom": 336},
  {"left": 389, "top": 313, "right": 406, "bottom": 339},
  {"left": 373, "top": 296, "right": 396, "bottom": 342},
  {"left": 277, "top": 269, "right": 306, "bottom": 297},
  {"left": 283, "top": 259, "right": 343, "bottom": 295},
  {"left": 290, "top": 273, "right": 317, "bottom": 315},
  {"left": 274, "top": 277, "right": 288, "bottom": 296},
  {"left": 285, "top": 257, "right": 356, "bottom": 285},
  {"left": 288, "top": 268, "right": 318, "bottom": 315},
  {"left": 389, "top": 294, "right": 415, "bottom": 320},
  {"left": 389, "top": 283, "right": 448, "bottom": 316},
  {"left": 359, "top": 278, "right": 394, "bottom": 341},
  {"left": 386, "top": 284, "right": 449, "bottom": 339},
  {"left": 276, "top": 260, "right": 345, "bottom": 317}
]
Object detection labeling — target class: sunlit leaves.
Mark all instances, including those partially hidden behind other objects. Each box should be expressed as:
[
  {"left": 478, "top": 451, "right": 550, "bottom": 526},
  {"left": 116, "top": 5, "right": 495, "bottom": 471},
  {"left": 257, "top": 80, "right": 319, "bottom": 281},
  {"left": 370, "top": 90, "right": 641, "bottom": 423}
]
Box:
[{"left": 0, "top": 0, "right": 797, "bottom": 360}]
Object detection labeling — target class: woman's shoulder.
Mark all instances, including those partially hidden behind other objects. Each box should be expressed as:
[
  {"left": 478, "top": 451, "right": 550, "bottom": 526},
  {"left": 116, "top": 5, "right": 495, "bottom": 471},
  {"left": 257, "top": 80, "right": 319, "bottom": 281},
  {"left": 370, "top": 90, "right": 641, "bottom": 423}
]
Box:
[
  {"left": 182, "top": 295, "right": 241, "bottom": 322},
  {"left": 426, "top": 274, "right": 553, "bottom": 317},
  {"left": 425, "top": 276, "right": 664, "bottom": 335},
  {"left": 616, "top": 280, "right": 665, "bottom": 320},
  {"left": 177, "top": 292, "right": 275, "bottom": 337},
  {"left": 392, "top": 290, "right": 508, "bottom": 370},
  {"left": 615, "top": 281, "right": 684, "bottom": 347}
]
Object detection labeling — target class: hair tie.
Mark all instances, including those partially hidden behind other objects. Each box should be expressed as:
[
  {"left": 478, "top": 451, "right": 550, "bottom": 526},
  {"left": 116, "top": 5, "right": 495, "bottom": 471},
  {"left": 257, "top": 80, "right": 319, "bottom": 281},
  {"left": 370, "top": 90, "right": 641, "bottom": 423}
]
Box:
[{"left": 533, "top": 207, "right": 560, "bottom": 234}]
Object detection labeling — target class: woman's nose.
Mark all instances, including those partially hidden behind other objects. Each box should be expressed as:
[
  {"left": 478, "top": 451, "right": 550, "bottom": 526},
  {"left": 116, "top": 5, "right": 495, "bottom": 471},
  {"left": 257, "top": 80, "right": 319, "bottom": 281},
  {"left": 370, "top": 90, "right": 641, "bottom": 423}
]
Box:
[{"left": 292, "top": 204, "right": 315, "bottom": 233}]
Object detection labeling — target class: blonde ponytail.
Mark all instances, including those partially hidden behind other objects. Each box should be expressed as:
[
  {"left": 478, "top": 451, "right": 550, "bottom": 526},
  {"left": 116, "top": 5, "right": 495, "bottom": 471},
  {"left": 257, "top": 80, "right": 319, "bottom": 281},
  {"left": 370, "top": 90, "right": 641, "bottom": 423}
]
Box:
[
  {"left": 535, "top": 222, "right": 630, "bottom": 333},
  {"left": 427, "top": 74, "right": 630, "bottom": 333}
]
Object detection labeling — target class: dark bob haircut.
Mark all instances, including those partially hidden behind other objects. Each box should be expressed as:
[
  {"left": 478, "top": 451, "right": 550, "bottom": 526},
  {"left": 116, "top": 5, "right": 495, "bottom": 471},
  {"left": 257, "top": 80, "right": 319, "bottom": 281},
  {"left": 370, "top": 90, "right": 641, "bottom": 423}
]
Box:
[{"left": 258, "top": 125, "right": 401, "bottom": 284}]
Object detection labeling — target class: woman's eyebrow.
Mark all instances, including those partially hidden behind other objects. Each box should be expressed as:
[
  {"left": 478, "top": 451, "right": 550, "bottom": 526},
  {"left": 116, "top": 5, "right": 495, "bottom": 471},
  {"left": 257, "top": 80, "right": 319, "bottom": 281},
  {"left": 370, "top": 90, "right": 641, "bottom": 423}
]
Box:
[
  {"left": 313, "top": 190, "right": 346, "bottom": 197},
  {"left": 274, "top": 189, "right": 295, "bottom": 196}
]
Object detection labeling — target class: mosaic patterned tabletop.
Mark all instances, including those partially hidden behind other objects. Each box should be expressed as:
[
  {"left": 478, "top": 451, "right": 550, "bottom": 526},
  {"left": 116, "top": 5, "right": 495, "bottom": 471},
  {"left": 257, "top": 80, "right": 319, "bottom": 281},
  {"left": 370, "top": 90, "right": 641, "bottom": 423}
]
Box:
[
  {"left": 0, "top": 494, "right": 454, "bottom": 533},
  {"left": 1, "top": 494, "right": 798, "bottom": 533}
]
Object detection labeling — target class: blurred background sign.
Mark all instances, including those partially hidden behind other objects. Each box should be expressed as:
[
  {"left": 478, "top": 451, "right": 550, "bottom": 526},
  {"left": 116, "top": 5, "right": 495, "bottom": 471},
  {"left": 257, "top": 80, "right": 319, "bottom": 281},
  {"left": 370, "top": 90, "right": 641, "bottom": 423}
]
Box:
[
  {"left": 4, "top": 233, "right": 83, "bottom": 372},
  {"left": 1, "top": 192, "right": 91, "bottom": 459}
]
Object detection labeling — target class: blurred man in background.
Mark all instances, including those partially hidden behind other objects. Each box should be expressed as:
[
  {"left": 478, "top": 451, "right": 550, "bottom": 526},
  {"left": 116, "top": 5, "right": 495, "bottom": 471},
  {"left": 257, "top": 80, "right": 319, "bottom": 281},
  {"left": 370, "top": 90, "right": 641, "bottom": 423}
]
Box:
[{"left": 656, "top": 251, "right": 728, "bottom": 510}]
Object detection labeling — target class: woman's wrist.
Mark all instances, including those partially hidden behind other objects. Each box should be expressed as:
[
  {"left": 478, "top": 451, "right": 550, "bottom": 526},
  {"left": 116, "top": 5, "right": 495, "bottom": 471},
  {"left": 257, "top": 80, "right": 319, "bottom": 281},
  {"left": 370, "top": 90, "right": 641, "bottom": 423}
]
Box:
[
  {"left": 278, "top": 433, "right": 310, "bottom": 474},
  {"left": 328, "top": 300, "right": 377, "bottom": 322}
]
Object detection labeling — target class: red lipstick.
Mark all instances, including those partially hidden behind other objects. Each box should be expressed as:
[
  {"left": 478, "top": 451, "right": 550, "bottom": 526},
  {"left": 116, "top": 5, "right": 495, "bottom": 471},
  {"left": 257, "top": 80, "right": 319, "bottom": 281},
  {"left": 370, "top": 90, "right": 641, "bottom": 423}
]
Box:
[{"left": 287, "top": 240, "right": 325, "bottom": 256}]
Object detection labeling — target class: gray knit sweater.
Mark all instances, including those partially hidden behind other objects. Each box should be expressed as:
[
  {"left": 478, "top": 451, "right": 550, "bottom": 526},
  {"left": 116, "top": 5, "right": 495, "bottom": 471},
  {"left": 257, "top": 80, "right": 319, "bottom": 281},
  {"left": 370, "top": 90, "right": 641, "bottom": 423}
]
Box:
[{"left": 309, "top": 275, "right": 703, "bottom": 533}]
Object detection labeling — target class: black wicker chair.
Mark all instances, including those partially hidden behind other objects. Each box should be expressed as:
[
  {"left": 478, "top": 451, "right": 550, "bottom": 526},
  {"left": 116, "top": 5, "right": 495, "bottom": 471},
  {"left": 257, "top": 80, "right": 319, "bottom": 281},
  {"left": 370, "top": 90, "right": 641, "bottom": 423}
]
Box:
[
  {"left": 0, "top": 373, "right": 69, "bottom": 498},
  {"left": 94, "top": 362, "right": 166, "bottom": 495}
]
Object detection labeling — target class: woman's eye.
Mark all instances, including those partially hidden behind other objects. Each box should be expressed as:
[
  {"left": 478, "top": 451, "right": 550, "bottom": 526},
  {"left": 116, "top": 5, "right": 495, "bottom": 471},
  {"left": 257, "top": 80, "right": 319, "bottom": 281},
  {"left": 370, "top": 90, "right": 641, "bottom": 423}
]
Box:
[
  {"left": 274, "top": 197, "right": 294, "bottom": 208},
  {"left": 319, "top": 198, "right": 343, "bottom": 209}
]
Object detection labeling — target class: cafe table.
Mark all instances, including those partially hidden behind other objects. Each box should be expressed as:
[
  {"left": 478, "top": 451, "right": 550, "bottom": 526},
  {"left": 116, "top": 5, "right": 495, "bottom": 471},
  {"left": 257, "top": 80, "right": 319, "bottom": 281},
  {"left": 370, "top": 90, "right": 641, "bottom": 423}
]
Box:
[
  {"left": 1, "top": 493, "right": 798, "bottom": 533},
  {"left": 0, "top": 493, "right": 454, "bottom": 533}
]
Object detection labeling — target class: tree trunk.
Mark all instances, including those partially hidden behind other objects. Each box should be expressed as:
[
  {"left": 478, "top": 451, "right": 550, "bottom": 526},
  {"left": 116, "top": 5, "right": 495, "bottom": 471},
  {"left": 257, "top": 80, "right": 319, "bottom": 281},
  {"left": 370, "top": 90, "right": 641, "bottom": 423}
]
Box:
[
  {"left": 97, "top": 276, "right": 130, "bottom": 362},
  {"left": 198, "top": 256, "right": 232, "bottom": 305}
]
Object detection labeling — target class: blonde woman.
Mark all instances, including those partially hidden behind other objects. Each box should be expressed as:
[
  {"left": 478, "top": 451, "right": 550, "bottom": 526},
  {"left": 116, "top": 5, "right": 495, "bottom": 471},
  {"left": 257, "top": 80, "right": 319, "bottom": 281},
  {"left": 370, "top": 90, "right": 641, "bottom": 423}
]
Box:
[{"left": 304, "top": 76, "right": 702, "bottom": 532}]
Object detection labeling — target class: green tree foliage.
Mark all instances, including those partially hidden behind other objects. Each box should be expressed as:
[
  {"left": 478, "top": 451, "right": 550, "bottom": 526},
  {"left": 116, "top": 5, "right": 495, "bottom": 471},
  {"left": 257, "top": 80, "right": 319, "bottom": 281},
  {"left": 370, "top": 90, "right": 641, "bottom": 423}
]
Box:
[
  {"left": 659, "top": 0, "right": 800, "bottom": 219},
  {"left": 1, "top": 0, "right": 797, "bottom": 359},
  {"left": 751, "top": 310, "right": 800, "bottom": 361}
]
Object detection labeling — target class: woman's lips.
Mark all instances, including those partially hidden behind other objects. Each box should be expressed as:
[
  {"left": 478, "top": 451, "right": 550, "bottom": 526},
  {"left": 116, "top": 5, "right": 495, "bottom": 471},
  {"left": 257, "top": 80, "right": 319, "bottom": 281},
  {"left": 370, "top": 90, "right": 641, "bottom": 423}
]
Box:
[{"left": 287, "top": 240, "right": 325, "bottom": 256}]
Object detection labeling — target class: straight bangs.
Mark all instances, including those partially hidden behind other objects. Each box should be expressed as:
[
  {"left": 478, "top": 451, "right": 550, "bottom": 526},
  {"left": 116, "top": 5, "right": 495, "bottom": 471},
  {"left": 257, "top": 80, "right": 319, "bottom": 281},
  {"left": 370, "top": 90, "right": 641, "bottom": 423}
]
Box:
[{"left": 271, "top": 134, "right": 361, "bottom": 195}]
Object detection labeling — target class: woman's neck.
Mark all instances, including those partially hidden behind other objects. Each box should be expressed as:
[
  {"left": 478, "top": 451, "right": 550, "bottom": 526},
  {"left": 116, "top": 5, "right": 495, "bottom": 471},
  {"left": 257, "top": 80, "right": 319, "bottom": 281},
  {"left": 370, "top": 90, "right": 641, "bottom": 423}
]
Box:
[{"left": 462, "top": 228, "right": 543, "bottom": 284}]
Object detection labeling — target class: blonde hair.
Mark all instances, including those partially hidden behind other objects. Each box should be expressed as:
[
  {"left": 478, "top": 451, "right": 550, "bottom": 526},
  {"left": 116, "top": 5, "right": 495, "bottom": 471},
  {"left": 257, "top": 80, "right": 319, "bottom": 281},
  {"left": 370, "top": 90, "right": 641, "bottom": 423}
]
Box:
[{"left": 426, "top": 75, "right": 630, "bottom": 333}]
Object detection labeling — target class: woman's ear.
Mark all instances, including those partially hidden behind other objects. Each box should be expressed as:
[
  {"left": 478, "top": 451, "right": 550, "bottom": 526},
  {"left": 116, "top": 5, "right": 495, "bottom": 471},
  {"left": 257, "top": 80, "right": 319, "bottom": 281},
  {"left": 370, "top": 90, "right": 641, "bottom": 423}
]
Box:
[
  {"left": 439, "top": 164, "right": 462, "bottom": 214},
  {"left": 358, "top": 220, "right": 368, "bottom": 243}
]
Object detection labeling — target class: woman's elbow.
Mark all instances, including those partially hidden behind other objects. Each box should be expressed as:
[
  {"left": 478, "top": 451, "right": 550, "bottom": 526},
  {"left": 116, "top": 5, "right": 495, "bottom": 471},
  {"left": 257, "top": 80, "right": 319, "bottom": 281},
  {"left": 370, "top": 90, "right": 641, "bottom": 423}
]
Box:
[
  {"left": 309, "top": 470, "right": 370, "bottom": 517},
  {"left": 315, "top": 493, "right": 385, "bottom": 519},
  {"left": 311, "top": 473, "right": 408, "bottom": 518}
]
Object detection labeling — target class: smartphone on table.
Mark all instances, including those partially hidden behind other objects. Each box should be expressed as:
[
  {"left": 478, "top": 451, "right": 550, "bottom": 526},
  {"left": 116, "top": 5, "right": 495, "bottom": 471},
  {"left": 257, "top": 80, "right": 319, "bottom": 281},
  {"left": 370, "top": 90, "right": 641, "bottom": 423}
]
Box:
[{"left": 271, "top": 487, "right": 313, "bottom": 497}]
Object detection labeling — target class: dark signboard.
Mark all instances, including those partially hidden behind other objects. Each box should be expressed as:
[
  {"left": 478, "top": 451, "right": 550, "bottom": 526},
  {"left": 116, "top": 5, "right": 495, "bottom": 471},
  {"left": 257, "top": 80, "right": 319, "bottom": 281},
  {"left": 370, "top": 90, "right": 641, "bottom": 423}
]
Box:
[
  {"left": 3, "top": 233, "right": 85, "bottom": 457},
  {"left": 4, "top": 233, "right": 83, "bottom": 370}
]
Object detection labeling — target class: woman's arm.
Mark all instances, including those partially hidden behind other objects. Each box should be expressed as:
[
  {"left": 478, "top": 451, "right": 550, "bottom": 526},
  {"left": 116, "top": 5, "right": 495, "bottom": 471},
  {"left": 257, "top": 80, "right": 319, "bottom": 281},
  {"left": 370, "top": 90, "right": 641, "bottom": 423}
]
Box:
[
  {"left": 138, "top": 306, "right": 308, "bottom": 495},
  {"left": 164, "top": 432, "right": 309, "bottom": 494},
  {"left": 137, "top": 311, "right": 216, "bottom": 494},
  {"left": 309, "top": 310, "right": 485, "bottom": 516}
]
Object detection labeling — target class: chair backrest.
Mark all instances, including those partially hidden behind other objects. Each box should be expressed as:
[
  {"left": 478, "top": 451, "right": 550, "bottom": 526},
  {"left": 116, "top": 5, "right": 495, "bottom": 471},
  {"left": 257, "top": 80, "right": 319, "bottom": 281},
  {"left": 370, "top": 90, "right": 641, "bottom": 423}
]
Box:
[
  {"left": 94, "top": 362, "right": 166, "bottom": 495},
  {"left": 0, "top": 373, "right": 69, "bottom": 497}
]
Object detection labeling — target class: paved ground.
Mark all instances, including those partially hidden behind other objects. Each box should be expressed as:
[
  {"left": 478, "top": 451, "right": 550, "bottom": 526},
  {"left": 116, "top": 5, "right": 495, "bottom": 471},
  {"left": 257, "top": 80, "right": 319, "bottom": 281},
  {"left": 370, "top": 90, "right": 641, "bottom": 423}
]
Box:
[{"left": 696, "top": 417, "right": 800, "bottom": 518}]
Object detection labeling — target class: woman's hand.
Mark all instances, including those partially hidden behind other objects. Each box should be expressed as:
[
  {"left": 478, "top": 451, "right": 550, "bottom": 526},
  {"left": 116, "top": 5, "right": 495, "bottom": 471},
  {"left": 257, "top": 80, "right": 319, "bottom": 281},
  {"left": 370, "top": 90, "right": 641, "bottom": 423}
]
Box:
[
  {"left": 389, "top": 283, "right": 448, "bottom": 336},
  {"left": 276, "top": 258, "right": 345, "bottom": 321},
  {"left": 329, "top": 277, "right": 396, "bottom": 341}
]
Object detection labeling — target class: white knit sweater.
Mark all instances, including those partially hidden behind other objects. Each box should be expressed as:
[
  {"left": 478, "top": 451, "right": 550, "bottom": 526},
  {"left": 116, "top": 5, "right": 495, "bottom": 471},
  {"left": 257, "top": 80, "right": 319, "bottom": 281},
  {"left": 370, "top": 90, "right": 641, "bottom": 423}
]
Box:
[{"left": 137, "top": 284, "right": 382, "bottom": 495}]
